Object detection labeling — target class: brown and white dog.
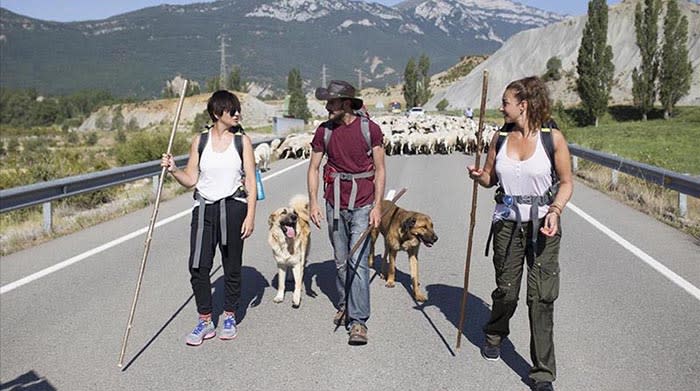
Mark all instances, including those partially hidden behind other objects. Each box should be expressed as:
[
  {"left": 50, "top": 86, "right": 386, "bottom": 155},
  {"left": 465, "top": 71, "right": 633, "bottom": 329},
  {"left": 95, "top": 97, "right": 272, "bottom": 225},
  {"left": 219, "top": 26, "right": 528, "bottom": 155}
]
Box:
[
  {"left": 369, "top": 200, "right": 438, "bottom": 302},
  {"left": 268, "top": 194, "right": 310, "bottom": 307}
]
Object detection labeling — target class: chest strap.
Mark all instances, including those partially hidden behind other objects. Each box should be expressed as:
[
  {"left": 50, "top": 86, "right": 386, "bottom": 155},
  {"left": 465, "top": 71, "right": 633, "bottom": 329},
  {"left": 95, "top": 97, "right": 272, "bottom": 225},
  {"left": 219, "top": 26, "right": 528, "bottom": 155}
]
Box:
[
  {"left": 485, "top": 187, "right": 556, "bottom": 261},
  {"left": 330, "top": 170, "right": 375, "bottom": 229}
]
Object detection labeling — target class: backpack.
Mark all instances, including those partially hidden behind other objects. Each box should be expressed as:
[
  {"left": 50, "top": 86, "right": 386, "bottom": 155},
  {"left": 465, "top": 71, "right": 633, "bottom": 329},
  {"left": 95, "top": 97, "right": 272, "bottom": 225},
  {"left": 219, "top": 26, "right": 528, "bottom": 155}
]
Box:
[
  {"left": 494, "top": 119, "right": 559, "bottom": 183},
  {"left": 197, "top": 125, "right": 245, "bottom": 167},
  {"left": 322, "top": 110, "right": 372, "bottom": 156}
]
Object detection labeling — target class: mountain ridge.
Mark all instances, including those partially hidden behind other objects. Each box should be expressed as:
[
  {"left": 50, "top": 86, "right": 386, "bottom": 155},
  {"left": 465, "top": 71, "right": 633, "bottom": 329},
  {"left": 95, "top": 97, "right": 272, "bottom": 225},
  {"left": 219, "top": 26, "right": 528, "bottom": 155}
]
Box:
[{"left": 0, "top": 0, "right": 564, "bottom": 97}]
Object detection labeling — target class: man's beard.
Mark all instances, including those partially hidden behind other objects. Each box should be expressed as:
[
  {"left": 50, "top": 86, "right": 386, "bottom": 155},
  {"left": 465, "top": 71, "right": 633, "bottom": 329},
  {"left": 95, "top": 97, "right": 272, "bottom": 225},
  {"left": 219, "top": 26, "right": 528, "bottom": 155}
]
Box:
[{"left": 328, "top": 110, "right": 345, "bottom": 124}]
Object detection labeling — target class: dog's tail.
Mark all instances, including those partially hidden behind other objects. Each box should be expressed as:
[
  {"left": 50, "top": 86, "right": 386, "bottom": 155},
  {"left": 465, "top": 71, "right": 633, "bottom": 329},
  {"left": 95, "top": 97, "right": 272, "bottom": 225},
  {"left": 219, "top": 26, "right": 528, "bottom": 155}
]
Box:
[{"left": 289, "top": 194, "right": 310, "bottom": 222}]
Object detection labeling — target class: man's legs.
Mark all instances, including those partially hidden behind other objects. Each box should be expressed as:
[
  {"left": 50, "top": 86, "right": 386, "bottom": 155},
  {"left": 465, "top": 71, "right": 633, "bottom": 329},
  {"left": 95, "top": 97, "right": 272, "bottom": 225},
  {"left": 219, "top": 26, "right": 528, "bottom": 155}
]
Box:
[
  {"left": 326, "top": 201, "right": 349, "bottom": 313},
  {"left": 345, "top": 204, "right": 372, "bottom": 327}
]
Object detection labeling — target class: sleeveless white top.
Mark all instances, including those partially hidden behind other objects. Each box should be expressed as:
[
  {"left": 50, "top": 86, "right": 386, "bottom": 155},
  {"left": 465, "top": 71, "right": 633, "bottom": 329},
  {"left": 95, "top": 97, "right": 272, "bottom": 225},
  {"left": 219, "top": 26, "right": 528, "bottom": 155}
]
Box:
[
  {"left": 493, "top": 133, "right": 553, "bottom": 222},
  {"left": 194, "top": 135, "right": 242, "bottom": 205}
]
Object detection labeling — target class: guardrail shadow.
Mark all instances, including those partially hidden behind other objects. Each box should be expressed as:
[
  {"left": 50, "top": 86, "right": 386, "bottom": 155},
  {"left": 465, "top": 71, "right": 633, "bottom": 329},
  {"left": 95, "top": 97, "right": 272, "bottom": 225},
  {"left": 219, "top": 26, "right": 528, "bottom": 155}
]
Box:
[
  {"left": 0, "top": 370, "right": 56, "bottom": 390},
  {"left": 390, "top": 267, "right": 531, "bottom": 385}
]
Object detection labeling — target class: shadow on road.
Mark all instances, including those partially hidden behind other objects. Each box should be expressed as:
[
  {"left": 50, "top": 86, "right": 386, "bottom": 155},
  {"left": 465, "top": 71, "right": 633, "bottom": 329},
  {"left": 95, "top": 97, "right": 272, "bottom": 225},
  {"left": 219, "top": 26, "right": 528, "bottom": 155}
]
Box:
[
  {"left": 211, "top": 265, "right": 269, "bottom": 325},
  {"left": 122, "top": 265, "right": 268, "bottom": 371},
  {"left": 300, "top": 259, "right": 340, "bottom": 307},
  {"left": 0, "top": 370, "right": 56, "bottom": 391}
]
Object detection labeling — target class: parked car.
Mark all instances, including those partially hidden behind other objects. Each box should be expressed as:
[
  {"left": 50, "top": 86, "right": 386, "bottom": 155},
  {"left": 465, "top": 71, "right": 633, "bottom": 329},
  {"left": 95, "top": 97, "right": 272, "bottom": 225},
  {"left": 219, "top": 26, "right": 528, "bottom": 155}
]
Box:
[{"left": 407, "top": 106, "right": 425, "bottom": 118}]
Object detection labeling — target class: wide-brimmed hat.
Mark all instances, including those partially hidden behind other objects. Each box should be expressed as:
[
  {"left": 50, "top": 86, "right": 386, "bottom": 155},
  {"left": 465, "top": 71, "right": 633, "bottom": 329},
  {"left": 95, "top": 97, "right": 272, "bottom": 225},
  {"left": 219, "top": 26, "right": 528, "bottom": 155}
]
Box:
[{"left": 315, "top": 80, "right": 363, "bottom": 110}]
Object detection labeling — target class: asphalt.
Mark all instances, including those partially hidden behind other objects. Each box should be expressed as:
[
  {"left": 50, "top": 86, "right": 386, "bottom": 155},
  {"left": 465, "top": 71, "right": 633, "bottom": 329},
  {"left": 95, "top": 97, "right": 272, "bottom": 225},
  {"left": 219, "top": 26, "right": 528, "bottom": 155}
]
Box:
[{"left": 1, "top": 153, "right": 698, "bottom": 390}]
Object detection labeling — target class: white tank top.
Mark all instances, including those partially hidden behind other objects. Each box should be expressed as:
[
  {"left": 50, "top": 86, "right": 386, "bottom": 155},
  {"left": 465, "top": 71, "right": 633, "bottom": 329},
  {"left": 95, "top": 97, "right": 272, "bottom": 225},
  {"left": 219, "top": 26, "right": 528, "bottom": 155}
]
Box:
[
  {"left": 195, "top": 135, "right": 242, "bottom": 204},
  {"left": 493, "top": 133, "right": 553, "bottom": 222}
]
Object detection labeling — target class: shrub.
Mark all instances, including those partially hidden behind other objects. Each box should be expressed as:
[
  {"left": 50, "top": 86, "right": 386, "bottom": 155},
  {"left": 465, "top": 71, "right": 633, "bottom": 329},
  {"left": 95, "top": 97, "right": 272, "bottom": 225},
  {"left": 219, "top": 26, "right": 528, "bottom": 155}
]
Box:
[
  {"left": 115, "top": 130, "right": 190, "bottom": 165},
  {"left": 436, "top": 98, "right": 449, "bottom": 112}
]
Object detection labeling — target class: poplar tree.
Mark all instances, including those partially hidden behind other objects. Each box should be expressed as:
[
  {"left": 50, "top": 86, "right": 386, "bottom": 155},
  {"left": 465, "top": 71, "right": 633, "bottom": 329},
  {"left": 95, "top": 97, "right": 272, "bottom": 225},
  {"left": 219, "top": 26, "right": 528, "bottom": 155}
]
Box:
[
  {"left": 227, "top": 66, "right": 246, "bottom": 92},
  {"left": 403, "top": 57, "right": 417, "bottom": 108},
  {"left": 576, "top": 0, "right": 614, "bottom": 127},
  {"left": 658, "top": 0, "right": 692, "bottom": 119},
  {"left": 631, "top": 0, "right": 661, "bottom": 121},
  {"left": 287, "top": 68, "right": 311, "bottom": 122},
  {"left": 417, "top": 54, "right": 432, "bottom": 106}
]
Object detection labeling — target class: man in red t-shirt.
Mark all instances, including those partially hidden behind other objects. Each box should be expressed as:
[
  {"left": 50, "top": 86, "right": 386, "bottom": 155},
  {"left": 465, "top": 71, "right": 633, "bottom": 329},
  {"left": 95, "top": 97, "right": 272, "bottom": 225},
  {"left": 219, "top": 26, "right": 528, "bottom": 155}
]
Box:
[{"left": 307, "top": 80, "right": 386, "bottom": 346}]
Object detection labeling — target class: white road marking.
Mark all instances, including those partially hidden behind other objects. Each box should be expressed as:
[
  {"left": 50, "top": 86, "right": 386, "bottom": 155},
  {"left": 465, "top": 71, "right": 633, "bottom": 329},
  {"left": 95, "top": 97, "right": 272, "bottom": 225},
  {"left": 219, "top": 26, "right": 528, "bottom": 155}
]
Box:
[
  {"left": 568, "top": 202, "right": 700, "bottom": 301},
  {"left": 0, "top": 160, "right": 309, "bottom": 295}
]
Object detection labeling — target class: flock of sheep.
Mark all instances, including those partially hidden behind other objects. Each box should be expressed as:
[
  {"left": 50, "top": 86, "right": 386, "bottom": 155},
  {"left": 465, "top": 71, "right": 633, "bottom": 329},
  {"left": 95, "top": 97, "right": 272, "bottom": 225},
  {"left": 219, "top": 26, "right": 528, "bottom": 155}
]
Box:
[{"left": 253, "top": 114, "right": 500, "bottom": 171}]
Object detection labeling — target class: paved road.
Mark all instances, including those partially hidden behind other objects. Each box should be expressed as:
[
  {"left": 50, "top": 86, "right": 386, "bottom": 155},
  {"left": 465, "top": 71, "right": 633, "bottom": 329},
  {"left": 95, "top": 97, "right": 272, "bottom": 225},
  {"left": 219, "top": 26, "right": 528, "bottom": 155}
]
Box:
[{"left": 1, "top": 153, "right": 698, "bottom": 390}]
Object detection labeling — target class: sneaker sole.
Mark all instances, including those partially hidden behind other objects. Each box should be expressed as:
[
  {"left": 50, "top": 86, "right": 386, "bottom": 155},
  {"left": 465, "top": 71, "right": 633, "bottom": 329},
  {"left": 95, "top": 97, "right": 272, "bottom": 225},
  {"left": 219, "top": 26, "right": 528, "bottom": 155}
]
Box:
[
  {"left": 348, "top": 338, "right": 367, "bottom": 346},
  {"left": 219, "top": 333, "right": 238, "bottom": 341},
  {"left": 186, "top": 331, "right": 216, "bottom": 346},
  {"left": 481, "top": 351, "right": 500, "bottom": 361}
]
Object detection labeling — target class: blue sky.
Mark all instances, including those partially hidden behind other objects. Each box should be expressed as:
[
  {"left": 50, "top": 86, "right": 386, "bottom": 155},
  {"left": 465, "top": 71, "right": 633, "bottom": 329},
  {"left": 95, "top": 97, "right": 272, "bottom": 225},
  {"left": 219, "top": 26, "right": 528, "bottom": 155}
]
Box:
[{"left": 2, "top": 1, "right": 623, "bottom": 22}]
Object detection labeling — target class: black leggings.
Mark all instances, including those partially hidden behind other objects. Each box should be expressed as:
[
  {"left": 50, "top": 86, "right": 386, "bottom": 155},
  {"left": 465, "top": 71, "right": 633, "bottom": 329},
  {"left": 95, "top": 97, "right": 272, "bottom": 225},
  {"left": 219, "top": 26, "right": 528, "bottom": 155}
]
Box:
[{"left": 188, "top": 199, "right": 247, "bottom": 315}]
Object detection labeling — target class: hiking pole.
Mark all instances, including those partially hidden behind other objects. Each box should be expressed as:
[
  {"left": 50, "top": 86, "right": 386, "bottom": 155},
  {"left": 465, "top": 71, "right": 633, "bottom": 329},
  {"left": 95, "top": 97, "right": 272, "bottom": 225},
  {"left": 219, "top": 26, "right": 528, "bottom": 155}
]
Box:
[
  {"left": 118, "top": 80, "right": 188, "bottom": 368},
  {"left": 456, "top": 70, "right": 488, "bottom": 349},
  {"left": 335, "top": 187, "right": 407, "bottom": 331}
]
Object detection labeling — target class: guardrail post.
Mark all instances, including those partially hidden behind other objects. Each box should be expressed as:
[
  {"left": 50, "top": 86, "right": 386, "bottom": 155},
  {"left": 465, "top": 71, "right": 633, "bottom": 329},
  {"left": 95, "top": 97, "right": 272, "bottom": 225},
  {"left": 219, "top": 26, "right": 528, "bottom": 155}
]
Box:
[
  {"left": 572, "top": 156, "right": 578, "bottom": 173},
  {"left": 42, "top": 202, "right": 53, "bottom": 233},
  {"left": 611, "top": 170, "right": 618, "bottom": 186},
  {"left": 678, "top": 193, "right": 687, "bottom": 219},
  {"left": 152, "top": 175, "right": 159, "bottom": 198}
]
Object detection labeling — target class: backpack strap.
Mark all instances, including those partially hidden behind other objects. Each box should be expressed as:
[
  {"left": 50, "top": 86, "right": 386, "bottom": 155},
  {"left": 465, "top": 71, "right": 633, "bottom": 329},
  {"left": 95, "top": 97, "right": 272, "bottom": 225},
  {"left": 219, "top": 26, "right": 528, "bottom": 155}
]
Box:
[
  {"left": 197, "top": 130, "right": 209, "bottom": 167},
  {"left": 323, "top": 112, "right": 372, "bottom": 156},
  {"left": 540, "top": 128, "right": 557, "bottom": 182}
]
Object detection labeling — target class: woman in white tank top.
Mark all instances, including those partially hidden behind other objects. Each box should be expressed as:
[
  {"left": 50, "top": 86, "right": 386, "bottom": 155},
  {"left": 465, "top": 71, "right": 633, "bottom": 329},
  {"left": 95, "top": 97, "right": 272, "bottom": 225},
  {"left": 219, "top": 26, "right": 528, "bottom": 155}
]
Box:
[
  {"left": 467, "top": 77, "right": 573, "bottom": 391},
  {"left": 161, "top": 90, "right": 256, "bottom": 346}
]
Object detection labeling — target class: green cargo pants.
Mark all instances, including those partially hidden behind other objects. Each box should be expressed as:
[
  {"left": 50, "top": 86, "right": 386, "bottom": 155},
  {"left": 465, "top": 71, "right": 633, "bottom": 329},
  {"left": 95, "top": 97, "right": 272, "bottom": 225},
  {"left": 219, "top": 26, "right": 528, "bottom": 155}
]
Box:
[{"left": 483, "top": 218, "right": 561, "bottom": 383}]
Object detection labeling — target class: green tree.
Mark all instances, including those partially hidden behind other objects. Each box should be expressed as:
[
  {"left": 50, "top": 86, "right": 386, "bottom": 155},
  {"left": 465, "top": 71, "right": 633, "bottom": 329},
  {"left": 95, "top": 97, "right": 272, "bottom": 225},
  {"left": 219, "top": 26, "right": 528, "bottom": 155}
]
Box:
[
  {"left": 206, "top": 77, "right": 221, "bottom": 92},
  {"left": 417, "top": 54, "right": 432, "bottom": 106},
  {"left": 227, "top": 66, "right": 246, "bottom": 92},
  {"left": 436, "top": 98, "right": 449, "bottom": 112},
  {"left": 403, "top": 57, "right": 417, "bottom": 108},
  {"left": 544, "top": 57, "right": 563, "bottom": 81},
  {"left": 112, "top": 107, "right": 124, "bottom": 130},
  {"left": 287, "top": 68, "right": 311, "bottom": 122},
  {"left": 632, "top": 0, "right": 661, "bottom": 121},
  {"left": 576, "top": 0, "right": 614, "bottom": 127},
  {"left": 658, "top": 0, "right": 692, "bottom": 120}
]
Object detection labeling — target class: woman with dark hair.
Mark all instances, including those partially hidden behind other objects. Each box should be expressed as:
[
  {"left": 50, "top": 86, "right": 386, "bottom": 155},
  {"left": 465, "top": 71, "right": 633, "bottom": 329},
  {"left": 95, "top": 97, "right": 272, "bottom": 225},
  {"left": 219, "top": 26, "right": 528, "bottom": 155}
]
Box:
[
  {"left": 467, "top": 76, "right": 573, "bottom": 391},
  {"left": 161, "top": 90, "right": 256, "bottom": 346}
]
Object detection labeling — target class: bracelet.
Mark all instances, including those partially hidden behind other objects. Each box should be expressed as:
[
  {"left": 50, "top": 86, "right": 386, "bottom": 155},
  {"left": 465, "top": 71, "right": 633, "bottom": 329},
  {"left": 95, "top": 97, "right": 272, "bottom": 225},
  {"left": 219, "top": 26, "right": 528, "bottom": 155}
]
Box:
[{"left": 548, "top": 206, "right": 561, "bottom": 216}]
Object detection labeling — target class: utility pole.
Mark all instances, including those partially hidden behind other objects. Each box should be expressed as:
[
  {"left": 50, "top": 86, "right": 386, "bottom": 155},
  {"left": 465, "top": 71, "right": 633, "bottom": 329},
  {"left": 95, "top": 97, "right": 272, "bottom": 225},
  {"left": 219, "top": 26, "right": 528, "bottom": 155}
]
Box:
[
  {"left": 355, "top": 69, "right": 362, "bottom": 91},
  {"left": 219, "top": 35, "right": 227, "bottom": 88},
  {"left": 321, "top": 64, "right": 327, "bottom": 87}
]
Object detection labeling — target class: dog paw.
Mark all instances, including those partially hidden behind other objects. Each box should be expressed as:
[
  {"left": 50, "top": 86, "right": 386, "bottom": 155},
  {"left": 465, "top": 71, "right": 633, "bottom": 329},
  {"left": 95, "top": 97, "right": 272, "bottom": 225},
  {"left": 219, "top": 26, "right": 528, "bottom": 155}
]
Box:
[
  {"left": 385, "top": 281, "right": 395, "bottom": 288},
  {"left": 414, "top": 292, "right": 428, "bottom": 302},
  {"left": 292, "top": 291, "right": 301, "bottom": 307},
  {"left": 273, "top": 295, "right": 284, "bottom": 303}
]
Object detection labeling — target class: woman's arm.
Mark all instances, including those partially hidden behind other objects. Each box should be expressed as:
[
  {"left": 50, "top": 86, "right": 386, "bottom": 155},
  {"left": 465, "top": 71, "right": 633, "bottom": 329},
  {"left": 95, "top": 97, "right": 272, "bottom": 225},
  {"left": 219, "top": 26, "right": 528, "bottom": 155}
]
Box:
[
  {"left": 467, "top": 132, "right": 499, "bottom": 188},
  {"left": 540, "top": 129, "right": 573, "bottom": 237},
  {"left": 161, "top": 134, "right": 200, "bottom": 188}
]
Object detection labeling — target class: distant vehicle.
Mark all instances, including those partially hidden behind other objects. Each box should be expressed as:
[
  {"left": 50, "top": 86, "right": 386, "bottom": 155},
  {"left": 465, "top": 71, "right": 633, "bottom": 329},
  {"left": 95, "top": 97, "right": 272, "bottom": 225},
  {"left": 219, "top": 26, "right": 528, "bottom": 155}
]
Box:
[
  {"left": 390, "top": 101, "right": 402, "bottom": 114},
  {"left": 407, "top": 106, "right": 425, "bottom": 118}
]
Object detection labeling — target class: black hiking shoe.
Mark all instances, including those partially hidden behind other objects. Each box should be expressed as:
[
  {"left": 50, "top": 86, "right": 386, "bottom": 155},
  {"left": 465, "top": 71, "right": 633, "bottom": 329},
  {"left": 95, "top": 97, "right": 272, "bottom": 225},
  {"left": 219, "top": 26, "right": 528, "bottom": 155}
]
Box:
[
  {"left": 533, "top": 381, "right": 554, "bottom": 391},
  {"left": 481, "top": 341, "right": 501, "bottom": 361}
]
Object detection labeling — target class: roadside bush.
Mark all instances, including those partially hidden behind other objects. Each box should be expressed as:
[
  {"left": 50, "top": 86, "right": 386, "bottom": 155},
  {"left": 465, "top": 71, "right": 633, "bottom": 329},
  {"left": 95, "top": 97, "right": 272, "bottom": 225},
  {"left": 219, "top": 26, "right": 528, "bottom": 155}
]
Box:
[
  {"left": 115, "top": 130, "right": 190, "bottom": 165},
  {"left": 436, "top": 99, "right": 449, "bottom": 112}
]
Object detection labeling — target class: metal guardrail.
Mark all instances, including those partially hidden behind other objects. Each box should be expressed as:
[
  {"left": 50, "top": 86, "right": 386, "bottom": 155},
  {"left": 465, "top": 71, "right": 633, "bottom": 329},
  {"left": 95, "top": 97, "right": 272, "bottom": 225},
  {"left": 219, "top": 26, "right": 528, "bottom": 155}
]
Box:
[
  {"left": 1, "top": 142, "right": 698, "bottom": 214},
  {"left": 0, "top": 137, "right": 275, "bottom": 214},
  {"left": 568, "top": 144, "right": 700, "bottom": 198}
]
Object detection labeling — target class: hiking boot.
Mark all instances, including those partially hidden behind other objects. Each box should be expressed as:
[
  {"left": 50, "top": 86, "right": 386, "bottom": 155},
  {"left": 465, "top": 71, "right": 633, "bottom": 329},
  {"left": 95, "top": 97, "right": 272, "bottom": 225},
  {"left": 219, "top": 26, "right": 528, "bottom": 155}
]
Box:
[
  {"left": 481, "top": 341, "right": 501, "bottom": 361},
  {"left": 219, "top": 313, "right": 238, "bottom": 340},
  {"left": 333, "top": 309, "right": 346, "bottom": 326},
  {"left": 348, "top": 323, "right": 368, "bottom": 345},
  {"left": 533, "top": 381, "right": 554, "bottom": 391},
  {"left": 186, "top": 318, "right": 215, "bottom": 346}
]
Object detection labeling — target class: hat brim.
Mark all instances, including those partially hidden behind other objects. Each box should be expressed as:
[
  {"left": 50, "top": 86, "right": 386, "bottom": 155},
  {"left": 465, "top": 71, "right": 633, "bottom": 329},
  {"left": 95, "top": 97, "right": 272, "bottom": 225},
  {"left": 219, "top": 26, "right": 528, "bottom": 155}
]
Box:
[{"left": 315, "top": 87, "right": 363, "bottom": 110}]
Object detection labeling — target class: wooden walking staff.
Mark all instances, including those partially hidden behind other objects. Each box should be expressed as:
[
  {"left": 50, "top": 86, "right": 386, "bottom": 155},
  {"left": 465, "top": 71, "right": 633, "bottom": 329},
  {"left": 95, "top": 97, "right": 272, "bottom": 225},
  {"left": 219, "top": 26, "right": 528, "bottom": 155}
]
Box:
[
  {"left": 118, "top": 80, "right": 188, "bottom": 368},
  {"left": 456, "top": 70, "right": 489, "bottom": 349}
]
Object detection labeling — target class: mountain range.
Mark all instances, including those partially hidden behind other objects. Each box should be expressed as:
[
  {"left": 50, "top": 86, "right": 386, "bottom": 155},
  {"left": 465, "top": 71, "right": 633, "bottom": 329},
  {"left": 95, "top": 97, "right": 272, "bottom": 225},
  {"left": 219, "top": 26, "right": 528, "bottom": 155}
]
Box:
[
  {"left": 427, "top": 0, "right": 700, "bottom": 109},
  {"left": 0, "top": 0, "right": 565, "bottom": 97}
]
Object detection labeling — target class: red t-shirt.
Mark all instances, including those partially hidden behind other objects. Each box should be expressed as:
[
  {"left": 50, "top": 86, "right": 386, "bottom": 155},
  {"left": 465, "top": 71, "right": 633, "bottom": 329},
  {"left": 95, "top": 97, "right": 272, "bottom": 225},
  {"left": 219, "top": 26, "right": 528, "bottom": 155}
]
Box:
[{"left": 311, "top": 117, "right": 383, "bottom": 209}]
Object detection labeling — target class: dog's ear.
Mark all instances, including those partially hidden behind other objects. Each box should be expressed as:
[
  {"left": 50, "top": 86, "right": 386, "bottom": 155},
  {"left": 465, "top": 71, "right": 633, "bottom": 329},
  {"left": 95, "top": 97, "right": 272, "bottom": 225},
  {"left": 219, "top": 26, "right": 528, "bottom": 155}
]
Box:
[
  {"left": 401, "top": 216, "right": 416, "bottom": 233},
  {"left": 268, "top": 211, "right": 278, "bottom": 228}
]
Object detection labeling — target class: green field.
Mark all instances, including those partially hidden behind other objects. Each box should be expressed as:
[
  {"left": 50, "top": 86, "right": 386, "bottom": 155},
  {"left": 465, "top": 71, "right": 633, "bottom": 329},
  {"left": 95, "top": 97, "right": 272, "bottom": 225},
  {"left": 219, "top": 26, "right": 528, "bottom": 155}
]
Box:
[{"left": 477, "top": 106, "right": 700, "bottom": 175}]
